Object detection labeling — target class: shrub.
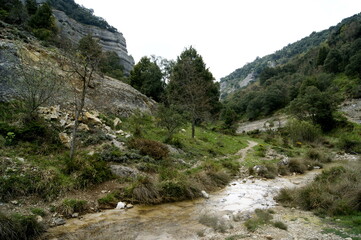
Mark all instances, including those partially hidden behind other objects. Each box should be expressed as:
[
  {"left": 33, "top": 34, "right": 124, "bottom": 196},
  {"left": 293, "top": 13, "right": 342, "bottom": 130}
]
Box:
[
  {"left": 286, "top": 119, "right": 321, "bottom": 143},
  {"left": 57, "top": 199, "right": 88, "bottom": 217},
  {"left": 288, "top": 158, "right": 307, "bottom": 174},
  {"left": 0, "top": 159, "right": 63, "bottom": 202},
  {"left": 306, "top": 149, "right": 331, "bottom": 163},
  {"left": 338, "top": 133, "right": 361, "bottom": 154},
  {"left": 123, "top": 176, "right": 161, "bottom": 204},
  {"left": 159, "top": 179, "right": 200, "bottom": 202},
  {"left": 98, "top": 191, "right": 120, "bottom": 208},
  {"left": 244, "top": 209, "right": 273, "bottom": 232},
  {"left": 273, "top": 221, "right": 288, "bottom": 230},
  {"left": 128, "top": 138, "right": 169, "bottom": 160},
  {"left": 0, "top": 212, "right": 45, "bottom": 240},
  {"left": 30, "top": 208, "right": 46, "bottom": 217},
  {"left": 275, "top": 189, "right": 296, "bottom": 206},
  {"left": 257, "top": 163, "right": 278, "bottom": 179},
  {"left": 276, "top": 164, "right": 361, "bottom": 216}
]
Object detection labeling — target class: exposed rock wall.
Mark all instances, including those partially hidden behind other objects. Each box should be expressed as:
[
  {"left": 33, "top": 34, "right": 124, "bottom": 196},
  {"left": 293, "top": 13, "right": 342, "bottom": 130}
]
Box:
[
  {"left": 0, "top": 40, "right": 155, "bottom": 117},
  {"left": 52, "top": 10, "right": 134, "bottom": 75}
]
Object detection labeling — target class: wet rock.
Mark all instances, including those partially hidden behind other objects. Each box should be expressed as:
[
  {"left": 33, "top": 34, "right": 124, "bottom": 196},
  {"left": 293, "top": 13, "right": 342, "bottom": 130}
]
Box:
[
  {"left": 116, "top": 202, "right": 126, "bottom": 209},
  {"left": 52, "top": 217, "right": 66, "bottom": 226},
  {"left": 201, "top": 190, "right": 209, "bottom": 199},
  {"left": 126, "top": 204, "right": 134, "bottom": 209}
]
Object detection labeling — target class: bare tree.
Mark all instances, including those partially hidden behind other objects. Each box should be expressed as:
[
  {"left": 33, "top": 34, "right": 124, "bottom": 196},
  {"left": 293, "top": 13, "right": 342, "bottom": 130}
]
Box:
[
  {"left": 62, "top": 34, "right": 102, "bottom": 160},
  {"left": 1, "top": 44, "right": 63, "bottom": 118}
]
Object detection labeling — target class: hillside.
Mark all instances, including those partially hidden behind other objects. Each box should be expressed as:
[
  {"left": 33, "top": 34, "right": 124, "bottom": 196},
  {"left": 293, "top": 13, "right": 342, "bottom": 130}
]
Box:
[
  {"left": 223, "top": 13, "right": 361, "bottom": 122},
  {"left": 1, "top": 3, "right": 361, "bottom": 240},
  {"left": 220, "top": 14, "right": 360, "bottom": 100}
]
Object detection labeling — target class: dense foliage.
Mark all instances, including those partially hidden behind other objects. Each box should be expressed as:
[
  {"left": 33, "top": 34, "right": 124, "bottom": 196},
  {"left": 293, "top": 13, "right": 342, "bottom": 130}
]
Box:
[
  {"left": 224, "top": 13, "right": 361, "bottom": 131},
  {"left": 130, "top": 57, "right": 165, "bottom": 102},
  {"left": 167, "top": 47, "right": 221, "bottom": 138}
]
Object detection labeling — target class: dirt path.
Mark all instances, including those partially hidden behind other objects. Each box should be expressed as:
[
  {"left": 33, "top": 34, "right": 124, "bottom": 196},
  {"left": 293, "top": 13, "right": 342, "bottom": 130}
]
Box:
[{"left": 236, "top": 140, "right": 258, "bottom": 162}]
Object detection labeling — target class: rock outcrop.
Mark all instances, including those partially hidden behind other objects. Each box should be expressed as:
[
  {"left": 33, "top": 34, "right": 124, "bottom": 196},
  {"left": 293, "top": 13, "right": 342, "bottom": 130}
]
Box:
[
  {"left": 52, "top": 9, "right": 134, "bottom": 75},
  {"left": 0, "top": 40, "right": 155, "bottom": 116}
]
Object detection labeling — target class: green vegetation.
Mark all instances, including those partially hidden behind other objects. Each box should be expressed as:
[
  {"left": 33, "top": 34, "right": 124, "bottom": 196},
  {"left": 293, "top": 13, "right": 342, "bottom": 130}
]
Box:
[
  {"left": 0, "top": 212, "right": 45, "bottom": 240},
  {"left": 276, "top": 162, "right": 361, "bottom": 236},
  {"left": 130, "top": 56, "right": 165, "bottom": 101},
  {"left": 56, "top": 199, "right": 88, "bottom": 217},
  {"left": 224, "top": 13, "right": 361, "bottom": 125},
  {"left": 244, "top": 209, "right": 273, "bottom": 232},
  {"left": 167, "top": 46, "right": 221, "bottom": 138}
]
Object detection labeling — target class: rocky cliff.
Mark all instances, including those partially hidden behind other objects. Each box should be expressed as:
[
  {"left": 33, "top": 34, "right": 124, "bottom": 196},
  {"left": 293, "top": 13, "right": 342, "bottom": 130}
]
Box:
[
  {"left": 0, "top": 34, "right": 154, "bottom": 117},
  {"left": 52, "top": 9, "right": 134, "bottom": 75}
]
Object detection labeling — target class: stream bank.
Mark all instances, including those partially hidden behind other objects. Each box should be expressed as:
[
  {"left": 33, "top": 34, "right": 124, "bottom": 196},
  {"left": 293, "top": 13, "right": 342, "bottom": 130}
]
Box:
[{"left": 44, "top": 168, "right": 347, "bottom": 240}]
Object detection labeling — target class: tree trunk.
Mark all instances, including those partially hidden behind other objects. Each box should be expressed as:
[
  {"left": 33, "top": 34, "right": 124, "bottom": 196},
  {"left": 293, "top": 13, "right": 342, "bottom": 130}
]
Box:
[
  {"left": 191, "top": 118, "right": 195, "bottom": 139},
  {"left": 69, "top": 78, "right": 87, "bottom": 160}
]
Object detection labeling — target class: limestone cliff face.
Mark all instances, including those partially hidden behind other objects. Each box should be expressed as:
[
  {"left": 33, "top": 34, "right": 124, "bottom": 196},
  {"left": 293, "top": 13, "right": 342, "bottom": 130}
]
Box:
[
  {"left": 52, "top": 10, "right": 134, "bottom": 75},
  {"left": 0, "top": 39, "right": 154, "bottom": 117}
]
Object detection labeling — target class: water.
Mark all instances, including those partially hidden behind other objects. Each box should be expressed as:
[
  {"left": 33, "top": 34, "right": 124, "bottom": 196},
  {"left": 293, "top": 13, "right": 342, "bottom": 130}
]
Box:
[{"left": 45, "top": 171, "right": 320, "bottom": 240}]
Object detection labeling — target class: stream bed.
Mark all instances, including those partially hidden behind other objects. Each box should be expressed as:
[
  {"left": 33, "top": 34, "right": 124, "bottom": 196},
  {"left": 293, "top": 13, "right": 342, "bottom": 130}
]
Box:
[{"left": 46, "top": 170, "right": 321, "bottom": 240}]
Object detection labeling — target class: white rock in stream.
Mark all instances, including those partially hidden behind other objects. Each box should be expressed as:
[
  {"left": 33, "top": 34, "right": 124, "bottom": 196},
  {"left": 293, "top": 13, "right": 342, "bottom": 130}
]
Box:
[
  {"left": 201, "top": 190, "right": 209, "bottom": 199},
  {"left": 115, "top": 202, "right": 126, "bottom": 209}
]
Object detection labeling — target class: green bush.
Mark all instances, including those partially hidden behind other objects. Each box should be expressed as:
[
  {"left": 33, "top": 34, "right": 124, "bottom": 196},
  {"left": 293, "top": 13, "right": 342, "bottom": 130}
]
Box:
[
  {"left": 0, "top": 159, "right": 63, "bottom": 201},
  {"left": 273, "top": 221, "right": 288, "bottom": 230},
  {"left": 57, "top": 199, "right": 87, "bottom": 217},
  {"left": 128, "top": 138, "right": 169, "bottom": 160},
  {"left": 306, "top": 149, "right": 331, "bottom": 163},
  {"left": 244, "top": 209, "right": 273, "bottom": 232},
  {"left": 286, "top": 119, "right": 321, "bottom": 143},
  {"left": 159, "top": 179, "right": 200, "bottom": 202},
  {"left": 257, "top": 163, "right": 278, "bottom": 179},
  {"left": 338, "top": 133, "right": 361, "bottom": 154},
  {"left": 98, "top": 191, "right": 120, "bottom": 208},
  {"left": 276, "top": 164, "right": 361, "bottom": 216},
  {"left": 288, "top": 158, "right": 307, "bottom": 174},
  {"left": 123, "top": 176, "right": 161, "bottom": 204},
  {"left": 0, "top": 212, "right": 45, "bottom": 240},
  {"left": 30, "top": 208, "right": 46, "bottom": 217}
]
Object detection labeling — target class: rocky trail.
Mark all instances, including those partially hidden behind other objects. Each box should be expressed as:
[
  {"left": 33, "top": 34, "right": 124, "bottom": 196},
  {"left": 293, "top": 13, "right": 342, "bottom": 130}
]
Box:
[{"left": 236, "top": 140, "right": 258, "bottom": 162}]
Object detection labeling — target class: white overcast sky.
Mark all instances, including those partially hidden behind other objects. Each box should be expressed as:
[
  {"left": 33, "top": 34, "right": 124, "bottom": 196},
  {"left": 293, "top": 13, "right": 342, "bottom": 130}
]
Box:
[{"left": 74, "top": 0, "right": 361, "bottom": 80}]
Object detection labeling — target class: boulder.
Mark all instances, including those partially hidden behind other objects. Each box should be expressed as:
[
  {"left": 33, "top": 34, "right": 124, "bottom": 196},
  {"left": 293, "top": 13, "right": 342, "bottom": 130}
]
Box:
[
  {"left": 52, "top": 217, "right": 66, "bottom": 226},
  {"left": 59, "top": 132, "right": 71, "bottom": 148},
  {"left": 113, "top": 117, "right": 122, "bottom": 127},
  {"left": 84, "top": 112, "right": 102, "bottom": 125},
  {"left": 201, "top": 190, "right": 210, "bottom": 199},
  {"left": 110, "top": 165, "right": 139, "bottom": 178},
  {"left": 115, "top": 202, "right": 126, "bottom": 209}
]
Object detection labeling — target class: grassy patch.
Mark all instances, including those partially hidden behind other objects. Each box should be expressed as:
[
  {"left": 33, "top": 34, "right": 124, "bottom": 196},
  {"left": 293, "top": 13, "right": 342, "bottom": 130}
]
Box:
[
  {"left": 273, "top": 221, "right": 288, "bottom": 230},
  {"left": 244, "top": 209, "right": 273, "bottom": 232},
  {"left": 57, "top": 199, "right": 88, "bottom": 217},
  {"left": 0, "top": 212, "right": 45, "bottom": 240}
]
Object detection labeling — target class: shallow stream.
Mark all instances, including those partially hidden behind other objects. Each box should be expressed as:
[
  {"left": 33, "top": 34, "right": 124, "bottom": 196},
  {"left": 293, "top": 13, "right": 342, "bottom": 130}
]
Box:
[{"left": 46, "top": 170, "right": 321, "bottom": 240}]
